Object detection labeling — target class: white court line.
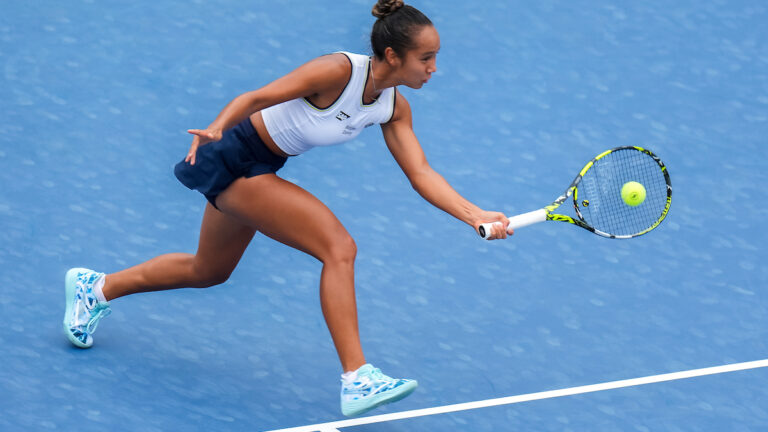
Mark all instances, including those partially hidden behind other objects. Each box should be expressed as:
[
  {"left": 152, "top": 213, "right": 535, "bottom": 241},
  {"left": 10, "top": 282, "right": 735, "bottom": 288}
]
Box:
[{"left": 264, "top": 359, "right": 768, "bottom": 432}]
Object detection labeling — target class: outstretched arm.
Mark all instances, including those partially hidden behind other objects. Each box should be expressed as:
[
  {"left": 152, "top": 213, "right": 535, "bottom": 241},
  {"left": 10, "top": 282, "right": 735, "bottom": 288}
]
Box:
[{"left": 381, "top": 91, "right": 510, "bottom": 239}]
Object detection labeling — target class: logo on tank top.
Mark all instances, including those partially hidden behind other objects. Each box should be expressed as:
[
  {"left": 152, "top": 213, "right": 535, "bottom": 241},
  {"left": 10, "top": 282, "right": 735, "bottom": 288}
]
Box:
[{"left": 336, "top": 111, "right": 350, "bottom": 121}]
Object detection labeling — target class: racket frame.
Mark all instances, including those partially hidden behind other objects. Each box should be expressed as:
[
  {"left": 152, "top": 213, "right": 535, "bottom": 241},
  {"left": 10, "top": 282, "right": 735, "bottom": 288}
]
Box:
[{"left": 479, "top": 146, "right": 672, "bottom": 239}]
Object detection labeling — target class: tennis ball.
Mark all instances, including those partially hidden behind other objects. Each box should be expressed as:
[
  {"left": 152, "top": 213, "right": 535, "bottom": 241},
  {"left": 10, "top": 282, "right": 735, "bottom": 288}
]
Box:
[{"left": 621, "top": 181, "right": 646, "bottom": 206}]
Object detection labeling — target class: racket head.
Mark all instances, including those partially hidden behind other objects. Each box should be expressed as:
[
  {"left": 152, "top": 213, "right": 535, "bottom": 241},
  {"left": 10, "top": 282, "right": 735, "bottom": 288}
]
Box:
[{"left": 569, "top": 146, "right": 672, "bottom": 238}]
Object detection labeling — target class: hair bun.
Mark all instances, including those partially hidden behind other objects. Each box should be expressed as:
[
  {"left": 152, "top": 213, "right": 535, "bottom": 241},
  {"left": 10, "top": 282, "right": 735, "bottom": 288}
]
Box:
[{"left": 372, "top": 0, "right": 404, "bottom": 19}]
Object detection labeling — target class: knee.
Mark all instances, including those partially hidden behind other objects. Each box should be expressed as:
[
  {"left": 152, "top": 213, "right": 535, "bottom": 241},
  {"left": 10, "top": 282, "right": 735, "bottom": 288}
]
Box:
[
  {"left": 190, "top": 262, "right": 233, "bottom": 288},
  {"left": 322, "top": 234, "right": 357, "bottom": 266}
]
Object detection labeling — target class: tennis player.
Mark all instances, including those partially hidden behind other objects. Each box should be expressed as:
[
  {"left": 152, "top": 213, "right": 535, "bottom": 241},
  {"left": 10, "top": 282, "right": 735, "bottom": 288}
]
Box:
[{"left": 63, "top": 0, "right": 510, "bottom": 416}]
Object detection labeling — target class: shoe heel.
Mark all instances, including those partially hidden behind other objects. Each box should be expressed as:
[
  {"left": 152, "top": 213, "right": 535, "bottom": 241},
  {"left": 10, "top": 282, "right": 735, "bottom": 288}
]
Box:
[
  {"left": 64, "top": 268, "right": 90, "bottom": 313},
  {"left": 63, "top": 268, "right": 93, "bottom": 348}
]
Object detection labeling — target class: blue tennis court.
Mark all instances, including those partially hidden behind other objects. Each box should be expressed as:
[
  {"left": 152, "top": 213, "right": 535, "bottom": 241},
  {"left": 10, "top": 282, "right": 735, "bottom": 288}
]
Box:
[{"left": 1, "top": 1, "right": 767, "bottom": 430}]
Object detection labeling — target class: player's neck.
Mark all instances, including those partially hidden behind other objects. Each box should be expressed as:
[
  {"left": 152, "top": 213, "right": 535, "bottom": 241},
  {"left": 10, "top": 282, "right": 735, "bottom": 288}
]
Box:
[{"left": 368, "top": 57, "right": 398, "bottom": 95}]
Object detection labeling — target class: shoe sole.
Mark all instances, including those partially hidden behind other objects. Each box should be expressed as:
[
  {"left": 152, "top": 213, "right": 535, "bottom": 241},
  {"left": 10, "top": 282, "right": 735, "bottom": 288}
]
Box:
[
  {"left": 342, "top": 380, "right": 418, "bottom": 417},
  {"left": 63, "top": 268, "right": 92, "bottom": 348}
]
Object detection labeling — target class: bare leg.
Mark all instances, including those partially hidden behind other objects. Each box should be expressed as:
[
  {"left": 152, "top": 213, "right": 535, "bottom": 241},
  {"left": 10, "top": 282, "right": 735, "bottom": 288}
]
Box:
[
  {"left": 102, "top": 203, "right": 256, "bottom": 301},
  {"left": 216, "top": 174, "right": 366, "bottom": 372}
]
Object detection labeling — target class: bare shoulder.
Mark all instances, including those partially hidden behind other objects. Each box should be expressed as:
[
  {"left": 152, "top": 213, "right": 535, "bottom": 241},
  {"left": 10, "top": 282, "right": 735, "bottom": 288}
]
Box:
[
  {"left": 300, "top": 53, "right": 352, "bottom": 86},
  {"left": 252, "top": 53, "right": 355, "bottom": 107},
  {"left": 315, "top": 52, "right": 353, "bottom": 70},
  {"left": 388, "top": 88, "right": 412, "bottom": 125}
]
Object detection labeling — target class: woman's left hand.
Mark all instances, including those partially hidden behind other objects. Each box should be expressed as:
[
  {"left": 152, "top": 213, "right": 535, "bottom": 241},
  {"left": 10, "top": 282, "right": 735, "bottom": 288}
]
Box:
[
  {"left": 473, "top": 211, "right": 511, "bottom": 240},
  {"left": 185, "top": 127, "right": 223, "bottom": 165}
]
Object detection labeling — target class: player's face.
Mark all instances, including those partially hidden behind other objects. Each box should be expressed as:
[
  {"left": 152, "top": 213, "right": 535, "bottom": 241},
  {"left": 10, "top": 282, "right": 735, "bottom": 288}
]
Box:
[{"left": 399, "top": 25, "right": 440, "bottom": 89}]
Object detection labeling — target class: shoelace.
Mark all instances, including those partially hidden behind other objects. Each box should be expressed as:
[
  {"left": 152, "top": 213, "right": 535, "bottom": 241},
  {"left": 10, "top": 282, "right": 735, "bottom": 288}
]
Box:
[
  {"left": 85, "top": 304, "right": 111, "bottom": 334},
  {"left": 369, "top": 368, "right": 385, "bottom": 380}
]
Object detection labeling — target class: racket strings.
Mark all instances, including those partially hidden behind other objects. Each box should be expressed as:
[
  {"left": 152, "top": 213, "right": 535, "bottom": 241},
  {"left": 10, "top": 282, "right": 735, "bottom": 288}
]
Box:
[{"left": 577, "top": 148, "right": 669, "bottom": 236}]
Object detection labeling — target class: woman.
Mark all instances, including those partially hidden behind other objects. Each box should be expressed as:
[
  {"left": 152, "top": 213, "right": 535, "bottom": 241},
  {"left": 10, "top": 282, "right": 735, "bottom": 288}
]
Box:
[{"left": 63, "top": 0, "right": 511, "bottom": 417}]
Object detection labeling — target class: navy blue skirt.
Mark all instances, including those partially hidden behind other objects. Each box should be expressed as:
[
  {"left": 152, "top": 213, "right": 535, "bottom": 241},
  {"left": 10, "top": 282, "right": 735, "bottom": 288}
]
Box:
[{"left": 174, "top": 118, "right": 287, "bottom": 208}]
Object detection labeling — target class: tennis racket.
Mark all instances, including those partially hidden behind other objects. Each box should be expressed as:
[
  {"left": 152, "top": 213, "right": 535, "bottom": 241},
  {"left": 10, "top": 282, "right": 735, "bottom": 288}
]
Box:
[{"left": 479, "top": 146, "right": 672, "bottom": 239}]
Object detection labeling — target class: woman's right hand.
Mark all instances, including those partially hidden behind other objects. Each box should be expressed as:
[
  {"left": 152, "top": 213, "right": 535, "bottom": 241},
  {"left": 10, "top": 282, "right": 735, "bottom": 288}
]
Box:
[{"left": 184, "top": 128, "right": 222, "bottom": 165}]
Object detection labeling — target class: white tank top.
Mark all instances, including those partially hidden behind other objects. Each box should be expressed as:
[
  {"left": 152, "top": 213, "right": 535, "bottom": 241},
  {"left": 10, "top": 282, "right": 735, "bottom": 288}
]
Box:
[{"left": 261, "top": 52, "right": 396, "bottom": 156}]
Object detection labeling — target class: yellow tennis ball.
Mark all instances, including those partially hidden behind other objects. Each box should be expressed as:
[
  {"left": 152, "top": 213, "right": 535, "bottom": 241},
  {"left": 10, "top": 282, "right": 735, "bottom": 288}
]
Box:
[{"left": 621, "top": 181, "right": 646, "bottom": 206}]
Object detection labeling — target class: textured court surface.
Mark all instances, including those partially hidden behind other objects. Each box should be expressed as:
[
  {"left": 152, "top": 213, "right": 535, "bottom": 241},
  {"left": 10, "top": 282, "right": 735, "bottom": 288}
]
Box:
[{"left": 1, "top": 1, "right": 767, "bottom": 431}]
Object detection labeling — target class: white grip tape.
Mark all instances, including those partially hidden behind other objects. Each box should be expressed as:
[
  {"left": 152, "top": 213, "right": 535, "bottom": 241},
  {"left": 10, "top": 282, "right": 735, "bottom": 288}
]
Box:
[{"left": 479, "top": 209, "right": 548, "bottom": 239}]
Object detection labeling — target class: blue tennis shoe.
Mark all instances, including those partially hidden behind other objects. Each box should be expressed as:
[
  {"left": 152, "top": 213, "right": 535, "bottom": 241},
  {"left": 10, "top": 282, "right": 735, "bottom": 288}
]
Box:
[
  {"left": 340, "top": 364, "right": 417, "bottom": 416},
  {"left": 63, "top": 268, "right": 111, "bottom": 348}
]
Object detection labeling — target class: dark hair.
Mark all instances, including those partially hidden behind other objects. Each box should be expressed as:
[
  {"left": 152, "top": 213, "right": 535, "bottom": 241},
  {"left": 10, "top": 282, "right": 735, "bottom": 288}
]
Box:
[{"left": 371, "top": 1, "right": 432, "bottom": 60}]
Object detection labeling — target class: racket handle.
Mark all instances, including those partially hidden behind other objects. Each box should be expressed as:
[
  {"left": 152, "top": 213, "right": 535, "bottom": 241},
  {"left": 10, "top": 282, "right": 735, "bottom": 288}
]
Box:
[{"left": 478, "top": 209, "right": 548, "bottom": 239}]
